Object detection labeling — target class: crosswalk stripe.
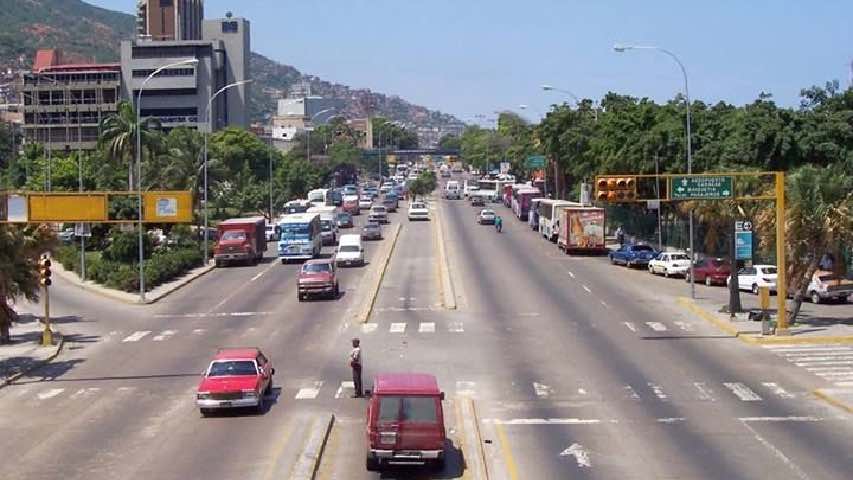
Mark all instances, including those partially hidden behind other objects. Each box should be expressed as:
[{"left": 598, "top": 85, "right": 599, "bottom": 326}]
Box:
[
  {"left": 648, "top": 382, "right": 668, "bottom": 400},
  {"left": 361, "top": 323, "right": 378, "bottom": 333},
  {"left": 335, "top": 381, "right": 354, "bottom": 399},
  {"left": 623, "top": 385, "right": 641, "bottom": 400},
  {"left": 763, "top": 346, "right": 849, "bottom": 352},
  {"left": 152, "top": 330, "right": 177, "bottom": 341},
  {"left": 646, "top": 322, "right": 667, "bottom": 332},
  {"left": 389, "top": 323, "right": 407, "bottom": 333},
  {"left": 674, "top": 321, "right": 693, "bottom": 331},
  {"left": 724, "top": 382, "right": 762, "bottom": 401},
  {"left": 789, "top": 356, "right": 853, "bottom": 362},
  {"left": 448, "top": 322, "right": 464, "bottom": 333},
  {"left": 419, "top": 322, "right": 436, "bottom": 333},
  {"left": 533, "top": 382, "right": 554, "bottom": 398},
  {"left": 693, "top": 382, "right": 715, "bottom": 401},
  {"left": 37, "top": 388, "right": 64, "bottom": 400},
  {"left": 762, "top": 382, "right": 794, "bottom": 399},
  {"left": 456, "top": 381, "right": 477, "bottom": 397},
  {"left": 795, "top": 361, "right": 853, "bottom": 367},
  {"left": 122, "top": 330, "right": 151, "bottom": 342},
  {"left": 295, "top": 382, "right": 323, "bottom": 400}
]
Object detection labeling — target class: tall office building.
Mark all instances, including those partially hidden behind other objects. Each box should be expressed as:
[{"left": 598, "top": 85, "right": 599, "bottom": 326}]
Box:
[
  {"left": 202, "top": 15, "right": 250, "bottom": 128},
  {"left": 136, "top": 0, "right": 204, "bottom": 41}
]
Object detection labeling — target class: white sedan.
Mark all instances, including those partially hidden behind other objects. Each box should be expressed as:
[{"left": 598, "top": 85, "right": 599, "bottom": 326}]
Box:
[
  {"left": 408, "top": 201, "right": 430, "bottom": 221},
  {"left": 478, "top": 209, "right": 496, "bottom": 225},
  {"left": 728, "top": 265, "right": 778, "bottom": 294},
  {"left": 358, "top": 196, "right": 373, "bottom": 210},
  {"left": 648, "top": 251, "right": 691, "bottom": 278}
]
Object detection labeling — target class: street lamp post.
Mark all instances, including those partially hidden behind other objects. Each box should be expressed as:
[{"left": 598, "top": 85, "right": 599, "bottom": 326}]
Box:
[
  {"left": 203, "top": 79, "right": 253, "bottom": 266},
  {"left": 614, "top": 43, "right": 695, "bottom": 298},
  {"left": 542, "top": 84, "right": 598, "bottom": 121},
  {"left": 136, "top": 58, "right": 199, "bottom": 303},
  {"left": 305, "top": 107, "right": 336, "bottom": 162}
]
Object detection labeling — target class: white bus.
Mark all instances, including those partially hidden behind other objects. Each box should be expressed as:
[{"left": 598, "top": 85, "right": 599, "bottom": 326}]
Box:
[
  {"left": 277, "top": 213, "right": 322, "bottom": 263},
  {"left": 307, "top": 188, "right": 329, "bottom": 206},
  {"left": 307, "top": 205, "right": 339, "bottom": 246},
  {"left": 538, "top": 200, "right": 582, "bottom": 242}
]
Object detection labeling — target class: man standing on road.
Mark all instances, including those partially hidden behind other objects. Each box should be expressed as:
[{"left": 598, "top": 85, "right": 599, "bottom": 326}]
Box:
[
  {"left": 616, "top": 225, "right": 625, "bottom": 247},
  {"left": 349, "top": 337, "right": 363, "bottom": 398}
]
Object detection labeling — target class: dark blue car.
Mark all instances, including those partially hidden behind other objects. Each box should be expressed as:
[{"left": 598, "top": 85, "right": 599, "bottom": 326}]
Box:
[{"left": 609, "top": 244, "right": 657, "bottom": 268}]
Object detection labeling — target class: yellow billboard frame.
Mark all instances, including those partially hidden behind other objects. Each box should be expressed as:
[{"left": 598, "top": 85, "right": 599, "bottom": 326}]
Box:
[{"left": 0, "top": 190, "right": 193, "bottom": 224}]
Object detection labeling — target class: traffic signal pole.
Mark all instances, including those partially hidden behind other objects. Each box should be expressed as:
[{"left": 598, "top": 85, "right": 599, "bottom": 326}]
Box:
[{"left": 41, "top": 285, "right": 51, "bottom": 346}]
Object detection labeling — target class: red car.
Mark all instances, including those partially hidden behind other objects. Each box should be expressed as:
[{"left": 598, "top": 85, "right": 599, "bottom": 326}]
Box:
[
  {"left": 297, "top": 258, "right": 339, "bottom": 301},
  {"left": 196, "top": 348, "right": 274, "bottom": 416},
  {"left": 687, "top": 257, "right": 732, "bottom": 286}
]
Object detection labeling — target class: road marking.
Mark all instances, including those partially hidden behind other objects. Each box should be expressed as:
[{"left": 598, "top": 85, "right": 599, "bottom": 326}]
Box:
[
  {"left": 456, "top": 381, "right": 477, "bottom": 397},
  {"left": 560, "top": 443, "right": 591, "bottom": 468},
  {"left": 762, "top": 382, "right": 795, "bottom": 399},
  {"left": 335, "top": 381, "right": 355, "bottom": 399},
  {"left": 739, "top": 416, "right": 822, "bottom": 422},
  {"left": 448, "top": 322, "right": 464, "bottom": 332},
  {"left": 833, "top": 381, "right": 853, "bottom": 387},
  {"left": 361, "top": 323, "right": 378, "bottom": 333},
  {"left": 533, "top": 382, "right": 555, "bottom": 398},
  {"left": 791, "top": 355, "right": 853, "bottom": 362},
  {"left": 249, "top": 272, "right": 264, "bottom": 282},
  {"left": 656, "top": 417, "right": 686, "bottom": 423},
  {"left": 192, "top": 329, "right": 206, "bottom": 335},
  {"left": 37, "top": 388, "right": 64, "bottom": 400},
  {"left": 773, "top": 350, "right": 853, "bottom": 357},
  {"left": 568, "top": 271, "right": 575, "bottom": 279},
  {"left": 814, "top": 371, "right": 853, "bottom": 377},
  {"left": 693, "top": 382, "right": 715, "bottom": 401},
  {"left": 623, "top": 385, "right": 641, "bottom": 400},
  {"left": 69, "top": 388, "right": 99, "bottom": 400},
  {"left": 418, "top": 322, "right": 436, "bottom": 333},
  {"left": 389, "top": 322, "right": 407, "bottom": 333},
  {"left": 645, "top": 322, "right": 667, "bottom": 332},
  {"left": 648, "top": 382, "right": 668, "bottom": 400},
  {"left": 295, "top": 382, "right": 323, "bottom": 399},
  {"left": 487, "top": 418, "right": 602, "bottom": 425},
  {"left": 724, "top": 382, "right": 762, "bottom": 401},
  {"left": 740, "top": 421, "right": 811, "bottom": 480},
  {"left": 805, "top": 366, "right": 853, "bottom": 371},
  {"left": 122, "top": 330, "right": 151, "bottom": 342},
  {"left": 577, "top": 387, "right": 587, "bottom": 395},
  {"left": 623, "top": 322, "right": 637, "bottom": 332},
  {"left": 600, "top": 300, "right": 610, "bottom": 309},
  {"left": 152, "top": 330, "right": 177, "bottom": 341},
  {"left": 674, "top": 321, "right": 692, "bottom": 331},
  {"left": 517, "top": 312, "right": 540, "bottom": 317},
  {"left": 582, "top": 285, "right": 592, "bottom": 293},
  {"left": 763, "top": 345, "right": 849, "bottom": 352},
  {"left": 494, "top": 423, "right": 520, "bottom": 480},
  {"left": 795, "top": 361, "right": 853, "bottom": 367}
]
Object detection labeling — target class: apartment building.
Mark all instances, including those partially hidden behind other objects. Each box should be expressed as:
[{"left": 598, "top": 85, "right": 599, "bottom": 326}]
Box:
[{"left": 137, "top": 0, "right": 204, "bottom": 41}]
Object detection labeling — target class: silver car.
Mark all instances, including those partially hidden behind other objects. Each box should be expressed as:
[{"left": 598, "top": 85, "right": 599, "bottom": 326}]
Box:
[{"left": 478, "top": 209, "right": 496, "bottom": 225}]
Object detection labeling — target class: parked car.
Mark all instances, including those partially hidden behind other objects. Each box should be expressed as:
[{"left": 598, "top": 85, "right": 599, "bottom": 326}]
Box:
[
  {"left": 362, "top": 222, "right": 383, "bottom": 241},
  {"left": 648, "top": 251, "right": 692, "bottom": 277},
  {"left": 727, "top": 264, "right": 778, "bottom": 294},
  {"left": 365, "top": 373, "right": 446, "bottom": 472},
  {"left": 609, "top": 244, "right": 657, "bottom": 268},
  {"left": 336, "top": 212, "right": 354, "bottom": 229},
  {"left": 196, "top": 348, "right": 274, "bottom": 416},
  {"left": 58, "top": 227, "right": 75, "bottom": 243},
  {"left": 408, "top": 201, "right": 430, "bottom": 221},
  {"left": 805, "top": 270, "right": 852, "bottom": 304},
  {"left": 264, "top": 224, "right": 277, "bottom": 242},
  {"left": 335, "top": 234, "right": 365, "bottom": 267},
  {"left": 478, "top": 208, "right": 496, "bottom": 225},
  {"left": 297, "top": 258, "right": 339, "bottom": 301},
  {"left": 686, "top": 257, "right": 731, "bottom": 286},
  {"left": 368, "top": 205, "right": 389, "bottom": 224},
  {"left": 359, "top": 196, "right": 374, "bottom": 210}
]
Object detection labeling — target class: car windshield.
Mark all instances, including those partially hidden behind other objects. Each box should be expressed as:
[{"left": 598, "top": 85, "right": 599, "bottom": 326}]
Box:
[
  {"left": 376, "top": 396, "right": 438, "bottom": 423},
  {"left": 411, "top": 203, "right": 426, "bottom": 209},
  {"left": 337, "top": 214, "right": 350, "bottom": 221},
  {"left": 671, "top": 254, "right": 689, "bottom": 260},
  {"left": 632, "top": 245, "right": 654, "bottom": 251},
  {"left": 340, "top": 245, "right": 360, "bottom": 252},
  {"left": 208, "top": 360, "right": 257, "bottom": 376},
  {"left": 302, "top": 263, "right": 331, "bottom": 273},
  {"left": 220, "top": 231, "right": 246, "bottom": 241},
  {"left": 481, "top": 210, "right": 494, "bottom": 215},
  {"left": 280, "top": 224, "right": 310, "bottom": 236}
]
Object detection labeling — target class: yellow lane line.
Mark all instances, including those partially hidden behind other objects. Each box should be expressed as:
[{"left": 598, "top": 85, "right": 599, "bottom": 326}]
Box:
[{"left": 494, "top": 422, "right": 519, "bottom": 480}]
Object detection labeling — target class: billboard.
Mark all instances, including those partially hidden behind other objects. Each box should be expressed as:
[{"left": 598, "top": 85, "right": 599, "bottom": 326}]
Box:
[{"left": 143, "top": 191, "right": 193, "bottom": 223}]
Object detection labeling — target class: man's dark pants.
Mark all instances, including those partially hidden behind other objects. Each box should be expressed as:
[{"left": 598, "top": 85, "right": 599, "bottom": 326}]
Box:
[{"left": 352, "top": 365, "right": 363, "bottom": 397}]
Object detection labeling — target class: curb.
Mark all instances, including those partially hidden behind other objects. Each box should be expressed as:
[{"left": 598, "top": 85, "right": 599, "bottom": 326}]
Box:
[
  {"left": 291, "top": 412, "right": 335, "bottom": 480},
  {"left": 357, "top": 223, "right": 402, "bottom": 324},
  {"left": 1, "top": 328, "right": 65, "bottom": 390},
  {"left": 459, "top": 397, "right": 489, "bottom": 480},
  {"left": 53, "top": 260, "right": 215, "bottom": 305},
  {"left": 812, "top": 388, "right": 853, "bottom": 414},
  {"left": 676, "top": 297, "right": 853, "bottom": 345},
  {"left": 433, "top": 200, "right": 457, "bottom": 310}
]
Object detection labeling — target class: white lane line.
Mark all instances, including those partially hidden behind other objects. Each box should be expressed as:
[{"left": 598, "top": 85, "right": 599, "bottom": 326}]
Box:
[
  {"left": 456, "top": 381, "right": 477, "bottom": 397},
  {"left": 645, "top": 322, "right": 667, "bottom": 332},
  {"left": 568, "top": 271, "right": 575, "bottom": 279},
  {"left": 623, "top": 385, "right": 641, "bottom": 400},
  {"left": 805, "top": 366, "right": 853, "bottom": 371},
  {"left": 37, "top": 388, "right": 64, "bottom": 400},
  {"left": 656, "top": 417, "right": 686, "bottom": 424},
  {"left": 763, "top": 345, "right": 849, "bottom": 352},
  {"left": 122, "top": 330, "right": 151, "bottom": 342},
  {"left": 600, "top": 300, "right": 610, "bottom": 309},
  {"left": 648, "top": 382, "right": 668, "bottom": 400},
  {"left": 335, "top": 381, "right": 354, "bottom": 399},
  {"left": 249, "top": 272, "right": 264, "bottom": 282},
  {"left": 739, "top": 416, "right": 823, "bottom": 422},
  {"left": 517, "top": 312, "right": 540, "bottom": 317},
  {"left": 623, "top": 322, "right": 637, "bottom": 332},
  {"left": 789, "top": 355, "right": 853, "bottom": 362},
  {"left": 740, "top": 421, "right": 811, "bottom": 480},
  {"left": 294, "top": 381, "right": 323, "bottom": 399},
  {"left": 674, "top": 321, "right": 692, "bottom": 331},
  {"left": 795, "top": 361, "right": 853, "bottom": 367},
  {"left": 762, "top": 382, "right": 795, "bottom": 399},
  {"left": 813, "top": 371, "right": 853, "bottom": 377},
  {"left": 389, "top": 323, "right": 407, "bottom": 333},
  {"left": 248, "top": 260, "right": 278, "bottom": 283},
  {"left": 582, "top": 285, "right": 592, "bottom": 293},
  {"left": 448, "top": 322, "right": 464, "bottom": 332},
  {"left": 773, "top": 351, "right": 853, "bottom": 357},
  {"left": 487, "top": 418, "right": 602, "bottom": 425},
  {"left": 418, "top": 322, "right": 436, "bottom": 333},
  {"left": 152, "top": 330, "right": 177, "bottom": 341},
  {"left": 560, "top": 443, "right": 591, "bottom": 468},
  {"left": 724, "top": 382, "right": 762, "bottom": 401},
  {"left": 361, "top": 323, "right": 378, "bottom": 333},
  {"left": 533, "top": 382, "right": 555, "bottom": 399},
  {"left": 693, "top": 382, "right": 715, "bottom": 401},
  {"left": 192, "top": 329, "right": 206, "bottom": 335}
]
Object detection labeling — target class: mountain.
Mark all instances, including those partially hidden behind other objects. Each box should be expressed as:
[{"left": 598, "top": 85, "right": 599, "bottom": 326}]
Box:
[{"left": 0, "top": 0, "right": 461, "bottom": 131}]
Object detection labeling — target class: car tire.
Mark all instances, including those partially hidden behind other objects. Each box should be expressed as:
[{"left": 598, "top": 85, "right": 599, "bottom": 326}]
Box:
[
  {"left": 333, "top": 283, "right": 340, "bottom": 299},
  {"left": 281, "top": 258, "right": 287, "bottom": 265},
  {"left": 664, "top": 269, "right": 669, "bottom": 278},
  {"left": 432, "top": 454, "right": 446, "bottom": 471},
  {"left": 365, "top": 456, "right": 380, "bottom": 472},
  {"left": 648, "top": 265, "right": 655, "bottom": 274},
  {"left": 214, "top": 259, "right": 221, "bottom": 268},
  {"left": 255, "top": 395, "right": 265, "bottom": 414},
  {"left": 297, "top": 291, "right": 304, "bottom": 302},
  {"left": 752, "top": 284, "right": 759, "bottom": 295},
  {"left": 705, "top": 276, "right": 712, "bottom": 287},
  {"left": 609, "top": 256, "right": 615, "bottom": 265},
  {"left": 200, "top": 408, "right": 212, "bottom": 417},
  {"left": 811, "top": 291, "right": 821, "bottom": 304}
]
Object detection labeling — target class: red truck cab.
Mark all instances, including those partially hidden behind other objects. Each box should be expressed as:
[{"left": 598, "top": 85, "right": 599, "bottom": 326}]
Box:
[
  {"left": 365, "top": 373, "right": 446, "bottom": 471},
  {"left": 196, "top": 348, "right": 274, "bottom": 416},
  {"left": 297, "top": 258, "right": 339, "bottom": 301},
  {"left": 214, "top": 217, "right": 267, "bottom": 266}
]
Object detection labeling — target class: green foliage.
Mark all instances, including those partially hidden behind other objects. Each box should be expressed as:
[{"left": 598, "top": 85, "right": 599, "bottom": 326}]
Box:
[
  {"left": 438, "top": 134, "right": 462, "bottom": 150},
  {"left": 372, "top": 117, "right": 418, "bottom": 149},
  {"left": 408, "top": 171, "right": 437, "bottom": 199},
  {"left": 0, "top": 224, "right": 56, "bottom": 343},
  {"left": 103, "top": 231, "right": 152, "bottom": 263}
]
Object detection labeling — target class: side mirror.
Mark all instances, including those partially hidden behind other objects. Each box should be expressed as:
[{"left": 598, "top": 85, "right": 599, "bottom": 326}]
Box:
[
  {"left": 201, "top": 370, "right": 207, "bottom": 376},
  {"left": 440, "top": 392, "right": 446, "bottom": 401}
]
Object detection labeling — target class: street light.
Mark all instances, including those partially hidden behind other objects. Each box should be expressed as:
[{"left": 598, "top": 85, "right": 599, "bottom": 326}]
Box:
[
  {"left": 541, "top": 84, "right": 580, "bottom": 104},
  {"left": 613, "top": 43, "right": 695, "bottom": 297},
  {"left": 203, "top": 79, "right": 253, "bottom": 265},
  {"left": 135, "top": 58, "right": 199, "bottom": 303},
  {"left": 305, "top": 107, "right": 336, "bottom": 162}
]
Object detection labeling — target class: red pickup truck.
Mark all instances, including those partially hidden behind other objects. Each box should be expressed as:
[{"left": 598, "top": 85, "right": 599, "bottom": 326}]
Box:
[
  {"left": 196, "top": 348, "right": 274, "bottom": 416},
  {"left": 214, "top": 217, "right": 267, "bottom": 266}
]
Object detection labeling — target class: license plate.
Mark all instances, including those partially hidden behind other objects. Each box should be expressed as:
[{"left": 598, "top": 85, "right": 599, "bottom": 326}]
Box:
[{"left": 397, "top": 451, "right": 422, "bottom": 458}]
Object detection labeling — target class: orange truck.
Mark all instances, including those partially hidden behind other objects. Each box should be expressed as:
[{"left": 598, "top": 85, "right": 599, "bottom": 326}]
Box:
[
  {"left": 557, "top": 206, "right": 607, "bottom": 254},
  {"left": 213, "top": 217, "right": 267, "bottom": 266}
]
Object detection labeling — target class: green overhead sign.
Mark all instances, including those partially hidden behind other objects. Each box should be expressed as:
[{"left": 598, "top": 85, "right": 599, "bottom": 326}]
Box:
[
  {"left": 670, "top": 175, "right": 733, "bottom": 199},
  {"left": 526, "top": 155, "right": 546, "bottom": 168}
]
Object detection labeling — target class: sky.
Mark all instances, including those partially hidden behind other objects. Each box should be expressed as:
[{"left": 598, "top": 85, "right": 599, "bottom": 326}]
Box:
[{"left": 88, "top": 0, "right": 853, "bottom": 123}]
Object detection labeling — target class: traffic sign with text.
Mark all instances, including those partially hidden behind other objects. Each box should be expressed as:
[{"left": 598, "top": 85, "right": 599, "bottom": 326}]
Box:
[{"left": 670, "top": 175, "right": 733, "bottom": 199}]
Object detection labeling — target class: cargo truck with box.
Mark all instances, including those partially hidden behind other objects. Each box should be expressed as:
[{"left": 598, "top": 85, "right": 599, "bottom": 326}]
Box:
[
  {"left": 557, "top": 207, "right": 607, "bottom": 255},
  {"left": 214, "top": 217, "right": 267, "bottom": 266}
]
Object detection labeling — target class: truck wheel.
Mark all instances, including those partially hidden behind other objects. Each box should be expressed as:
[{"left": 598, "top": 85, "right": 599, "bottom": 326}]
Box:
[
  {"left": 297, "top": 291, "right": 303, "bottom": 302},
  {"left": 200, "top": 408, "right": 212, "bottom": 417},
  {"left": 365, "top": 456, "right": 379, "bottom": 471},
  {"left": 751, "top": 284, "right": 759, "bottom": 295},
  {"left": 811, "top": 291, "right": 821, "bottom": 304},
  {"left": 281, "top": 258, "right": 287, "bottom": 265},
  {"left": 431, "top": 454, "right": 446, "bottom": 471},
  {"left": 333, "top": 283, "right": 340, "bottom": 298},
  {"left": 214, "top": 259, "right": 221, "bottom": 268}
]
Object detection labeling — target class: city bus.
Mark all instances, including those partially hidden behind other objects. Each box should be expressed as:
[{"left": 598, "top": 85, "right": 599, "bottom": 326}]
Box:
[{"left": 277, "top": 213, "right": 321, "bottom": 263}]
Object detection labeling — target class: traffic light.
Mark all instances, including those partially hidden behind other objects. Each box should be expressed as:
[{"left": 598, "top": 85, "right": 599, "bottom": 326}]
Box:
[
  {"left": 595, "top": 175, "right": 637, "bottom": 202},
  {"left": 39, "top": 255, "right": 52, "bottom": 287}
]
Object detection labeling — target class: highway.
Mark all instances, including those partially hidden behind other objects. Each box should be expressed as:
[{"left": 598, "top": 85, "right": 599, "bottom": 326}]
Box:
[{"left": 1, "top": 181, "right": 851, "bottom": 479}]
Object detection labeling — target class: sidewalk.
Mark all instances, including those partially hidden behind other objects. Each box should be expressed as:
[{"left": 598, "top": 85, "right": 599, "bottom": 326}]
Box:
[
  {"left": 1, "top": 314, "right": 64, "bottom": 388},
  {"left": 53, "top": 259, "right": 215, "bottom": 305}
]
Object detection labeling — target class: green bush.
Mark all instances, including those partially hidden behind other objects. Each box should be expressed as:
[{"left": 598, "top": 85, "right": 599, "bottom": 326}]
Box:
[
  {"left": 55, "top": 245, "right": 79, "bottom": 272},
  {"left": 103, "top": 231, "right": 152, "bottom": 263}
]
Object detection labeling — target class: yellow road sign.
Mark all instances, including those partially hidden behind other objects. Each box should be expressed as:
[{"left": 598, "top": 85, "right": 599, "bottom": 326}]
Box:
[
  {"left": 144, "top": 191, "right": 193, "bottom": 223},
  {"left": 28, "top": 194, "right": 108, "bottom": 222}
]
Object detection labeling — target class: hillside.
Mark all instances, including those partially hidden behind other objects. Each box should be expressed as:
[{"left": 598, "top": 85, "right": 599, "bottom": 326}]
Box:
[{"left": 0, "top": 0, "right": 460, "bottom": 129}]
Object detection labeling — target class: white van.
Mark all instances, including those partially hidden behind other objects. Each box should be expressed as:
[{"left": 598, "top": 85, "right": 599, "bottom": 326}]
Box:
[
  {"left": 335, "top": 234, "right": 364, "bottom": 267},
  {"left": 445, "top": 181, "right": 461, "bottom": 200}
]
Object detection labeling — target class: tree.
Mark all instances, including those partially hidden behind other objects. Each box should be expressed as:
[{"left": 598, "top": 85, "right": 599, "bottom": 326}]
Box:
[
  {"left": 0, "top": 224, "right": 56, "bottom": 344},
  {"left": 408, "top": 171, "right": 437, "bottom": 200},
  {"left": 99, "top": 101, "right": 163, "bottom": 190},
  {"left": 372, "top": 117, "right": 418, "bottom": 149},
  {"left": 438, "top": 134, "right": 462, "bottom": 151}
]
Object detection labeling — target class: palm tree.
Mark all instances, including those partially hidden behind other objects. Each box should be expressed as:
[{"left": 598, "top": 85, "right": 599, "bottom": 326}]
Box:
[
  {"left": 0, "top": 225, "right": 57, "bottom": 344},
  {"left": 99, "top": 101, "right": 162, "bottom": 191}
]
